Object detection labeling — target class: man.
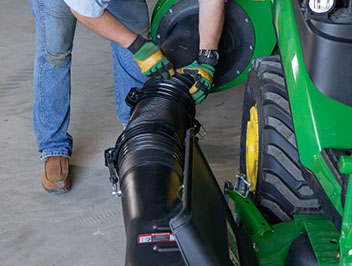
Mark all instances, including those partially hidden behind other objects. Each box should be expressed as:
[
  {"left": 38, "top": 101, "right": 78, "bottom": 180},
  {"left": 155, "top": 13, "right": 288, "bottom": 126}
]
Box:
[
  {"left": 29, "top": 0, "right": 149, "bottom": 194},
  {"left": 65, "top": 0, "right": 225, "bottom": 104},
  {"left": 34, "top": 0, "right": 224, "bottom": 194}
]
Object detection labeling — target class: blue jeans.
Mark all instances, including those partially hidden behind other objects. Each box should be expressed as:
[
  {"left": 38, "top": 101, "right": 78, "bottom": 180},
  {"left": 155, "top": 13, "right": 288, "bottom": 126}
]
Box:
[{"left": 29, "top": 0, "right": 147, "bottom": 159}]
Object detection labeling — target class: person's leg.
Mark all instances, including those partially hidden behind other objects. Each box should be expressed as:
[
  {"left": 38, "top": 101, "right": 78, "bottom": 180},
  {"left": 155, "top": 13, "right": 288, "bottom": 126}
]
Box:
[
  {"left": 107, "top": 0, "right": 149, "bottom": 126},
  {"left": 29, "top": 0, "right": 76, "bottom": 159},
  {"left": 29, "top": 0, "right": 76, "bottom": 193},
  {"left": 110, "top": 44, "right": 146, "bottom": 126}
]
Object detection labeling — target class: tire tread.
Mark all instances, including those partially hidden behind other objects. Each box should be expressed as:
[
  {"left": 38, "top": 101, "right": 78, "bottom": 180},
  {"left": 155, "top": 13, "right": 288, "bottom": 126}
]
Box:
[{"left": 241, "top": 55, "right": 321, "bottom": 222}]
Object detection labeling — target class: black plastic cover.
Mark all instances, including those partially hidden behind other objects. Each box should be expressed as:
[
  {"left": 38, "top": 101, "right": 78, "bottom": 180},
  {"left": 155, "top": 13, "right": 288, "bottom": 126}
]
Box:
[
  {"left": 293, "top": 0, "right": 352, "bottom": 107},
  {"left": 170, "top": 129, "right": 257, "bottom": 266},
  {"left": 156, "top": 0, "right": 255, "bottom": 88}
]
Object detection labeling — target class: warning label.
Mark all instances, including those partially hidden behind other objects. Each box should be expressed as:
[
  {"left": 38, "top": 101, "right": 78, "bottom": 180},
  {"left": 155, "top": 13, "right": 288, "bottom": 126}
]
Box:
[
  {"left": 138, "top": 232, "right": 176, "bottom": 244},
  {"left": 227, "top": 220, "right": 240, "bottom": 266}
]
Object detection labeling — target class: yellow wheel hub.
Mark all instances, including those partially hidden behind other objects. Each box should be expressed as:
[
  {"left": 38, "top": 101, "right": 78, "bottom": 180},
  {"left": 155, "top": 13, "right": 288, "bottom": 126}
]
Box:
[{"left": 246, "top": 105, "right": 259, "bottom": 192}]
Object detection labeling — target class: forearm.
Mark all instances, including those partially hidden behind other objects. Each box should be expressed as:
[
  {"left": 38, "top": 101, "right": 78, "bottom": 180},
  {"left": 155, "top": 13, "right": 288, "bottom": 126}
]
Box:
[
  {"left": 70, "top": 8, "right": 137, "bottom": 48},
  {"left": 198, "top": 0, "right": 225, "bottom": 50}
]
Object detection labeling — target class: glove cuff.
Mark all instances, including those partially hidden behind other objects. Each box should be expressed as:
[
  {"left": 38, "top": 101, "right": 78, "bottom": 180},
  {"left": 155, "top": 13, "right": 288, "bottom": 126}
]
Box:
[{"left": 128, "top": 35, "right": 147, "bottom": 54}]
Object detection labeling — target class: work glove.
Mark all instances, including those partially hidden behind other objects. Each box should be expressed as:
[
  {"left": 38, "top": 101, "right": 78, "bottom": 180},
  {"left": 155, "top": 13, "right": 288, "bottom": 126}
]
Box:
[
  {"left": 176, "top": 61, "right": 215, "bottom": 104},
  {"left": 128, "top": 35, "right": 175, "bottom": 79}
]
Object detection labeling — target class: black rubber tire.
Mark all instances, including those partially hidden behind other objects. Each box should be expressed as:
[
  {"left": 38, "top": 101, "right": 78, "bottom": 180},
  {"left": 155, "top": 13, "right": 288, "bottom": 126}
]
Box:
[{"left": 240, "top": 55, "right": 321, "bottom": 224}]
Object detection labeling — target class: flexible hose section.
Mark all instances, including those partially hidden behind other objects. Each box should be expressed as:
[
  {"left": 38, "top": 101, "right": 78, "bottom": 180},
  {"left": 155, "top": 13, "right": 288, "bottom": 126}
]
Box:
[{"left": 113, "top": 74, "right": 195, "bottom": 266}]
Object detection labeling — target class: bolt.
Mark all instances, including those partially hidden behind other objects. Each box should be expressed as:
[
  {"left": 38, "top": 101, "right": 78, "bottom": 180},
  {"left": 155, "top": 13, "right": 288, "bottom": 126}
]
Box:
[
  {"left": 253, "top": 243, "right": 259, "bottom": 252},
  {"left": 169, "top": 9, "right": 173, "bottom": 13},
  {"left": 156, "top": 34, "right": 161, "bottom": 39},
  {"left": 245, "top": 18, "right": 249, "bottom": 23},
  {"left": 236, "top": 70, "right": 240, "bottom": 75},
  {"left": 249, "top": 45, "right": 253, "bottom": 50}
]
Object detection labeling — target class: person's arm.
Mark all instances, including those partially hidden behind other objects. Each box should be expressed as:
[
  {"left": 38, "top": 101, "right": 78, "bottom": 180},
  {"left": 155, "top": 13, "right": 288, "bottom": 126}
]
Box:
[
  {"left": 70, "top": 9, "right": 137, "bottom": 48},
  {"left": 199, "top": 0, "right": 225, "bottom": 50},
  {"left": 68, "top": 7, "right": 174, "bottom": 79},
  {"left": 176, "top": 0, "right": 225, "bottom": 104}
]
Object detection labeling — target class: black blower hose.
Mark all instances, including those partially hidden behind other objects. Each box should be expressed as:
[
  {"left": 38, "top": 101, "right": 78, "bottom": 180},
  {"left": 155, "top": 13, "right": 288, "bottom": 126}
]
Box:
[{"left": 106, "top": 74, "right": 196, "bottom": 266}]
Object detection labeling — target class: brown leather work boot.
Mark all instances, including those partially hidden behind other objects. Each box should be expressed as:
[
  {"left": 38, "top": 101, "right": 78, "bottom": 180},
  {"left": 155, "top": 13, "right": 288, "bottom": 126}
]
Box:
[{"left": 41, "top": 156, "right": 71, "bottom": 194}]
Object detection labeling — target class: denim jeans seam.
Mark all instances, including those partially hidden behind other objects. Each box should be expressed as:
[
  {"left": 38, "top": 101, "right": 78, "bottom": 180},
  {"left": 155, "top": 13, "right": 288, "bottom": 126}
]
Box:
[
  {"left": 38, "top": 0, "right": 47, "bottom": 129},
  {"left": 112, "top": 53, "right": 121, "bottom": 110}
]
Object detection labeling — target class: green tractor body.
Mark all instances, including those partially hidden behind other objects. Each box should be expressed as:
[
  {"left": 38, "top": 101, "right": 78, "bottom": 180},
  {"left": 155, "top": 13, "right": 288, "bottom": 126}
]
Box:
[
  {"left": 236, "top": 0, "right": 352, "bottom": 264},
  {"left": 141, "top": 0, "right": 352, "bottom": 264}
]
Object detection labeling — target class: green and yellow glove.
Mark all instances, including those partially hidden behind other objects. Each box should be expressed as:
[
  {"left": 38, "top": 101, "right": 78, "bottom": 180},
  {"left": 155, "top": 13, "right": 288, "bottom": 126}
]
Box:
[
  {"left": 176, "top": 61, "right": 215, "bottom": 104},
  {"left": 128, "top": 35, "right": 174, "bottom": 79}
]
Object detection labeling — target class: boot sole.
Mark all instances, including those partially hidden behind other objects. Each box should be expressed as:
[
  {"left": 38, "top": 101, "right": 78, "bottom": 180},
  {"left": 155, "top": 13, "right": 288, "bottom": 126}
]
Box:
[{"left": 41, "top": 182, "right": 71, "bottom": 194}]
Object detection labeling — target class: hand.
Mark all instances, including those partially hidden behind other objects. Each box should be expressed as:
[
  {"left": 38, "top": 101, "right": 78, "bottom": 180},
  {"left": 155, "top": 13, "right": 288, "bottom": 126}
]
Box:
[
  {"left": 132, "top": 40, "right": 175, "bottom": 79},
  {"left": 176, "top": 61, "right": 215, "bottom": 104}
]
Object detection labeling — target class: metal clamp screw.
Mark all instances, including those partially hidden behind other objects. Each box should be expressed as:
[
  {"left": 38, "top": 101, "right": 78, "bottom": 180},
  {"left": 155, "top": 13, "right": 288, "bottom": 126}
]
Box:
[{"left": 253, "top": 243, "right": 259, "bottom": 252}]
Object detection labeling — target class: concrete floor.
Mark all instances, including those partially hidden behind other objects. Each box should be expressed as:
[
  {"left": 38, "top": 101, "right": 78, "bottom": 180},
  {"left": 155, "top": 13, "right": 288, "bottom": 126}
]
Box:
[{"left": 0, "top": 0, "right": 244, "bottom": 265}]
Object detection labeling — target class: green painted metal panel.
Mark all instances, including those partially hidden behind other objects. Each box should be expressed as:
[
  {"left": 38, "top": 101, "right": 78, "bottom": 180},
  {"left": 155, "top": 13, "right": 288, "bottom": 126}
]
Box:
[
  {"left": 340, "top": 156, "right": 352, "bottom": 174},
  {"left": 229, "top": 190, "right": 341, "bottom": 265},
  {"left": 252, "top": 222, "right": 301, "bottom": 266},
  {"left": 151, "top": 0, "right": 177, "bottom": 35},
  {"left": 339, "top": 157, "right": 352, "bottom": 264},
  {"left": 311, "top": 153, "right": 343, "bottom": 214},
  {"left": 253, "top": 216, "right": 339, "bottom": 266},
  {"left": 151, "top": 0, "right": 276, "bottom": 92},
  {"left": 271, "top": 0, "right": 352, "bottom": 215},
  {"left": 228, "top": 190, "right": 300, "bottom": 266},
  {"left": 303, "top": 218, "right": 339, "bottom": 265},
  {"left": 228, "top": 190, "right": 272, "bottom": 237}
]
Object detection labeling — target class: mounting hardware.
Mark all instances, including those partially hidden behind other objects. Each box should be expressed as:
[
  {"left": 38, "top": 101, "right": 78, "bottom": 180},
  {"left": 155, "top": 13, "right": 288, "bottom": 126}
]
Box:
[{"left": 234, "top": 174, "right": 253, "bottom": 198}]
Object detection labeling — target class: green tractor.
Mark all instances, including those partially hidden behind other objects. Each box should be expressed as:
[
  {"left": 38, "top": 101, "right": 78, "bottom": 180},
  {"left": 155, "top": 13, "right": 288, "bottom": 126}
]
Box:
[
  {"left": 106, "top": 0, "right": 352, "bottom": 265},
  {"left": 152, "top": 0, "right": 352, "bottom": 264},
  {"left": 237, "top": 0, "right": 352, "bottom": 264}
]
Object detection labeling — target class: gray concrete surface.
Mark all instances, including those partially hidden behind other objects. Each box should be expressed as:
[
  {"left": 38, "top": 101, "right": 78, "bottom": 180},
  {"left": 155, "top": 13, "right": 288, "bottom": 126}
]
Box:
[{"left": 0, "top": 0, "right": 244, "bottom": 265}]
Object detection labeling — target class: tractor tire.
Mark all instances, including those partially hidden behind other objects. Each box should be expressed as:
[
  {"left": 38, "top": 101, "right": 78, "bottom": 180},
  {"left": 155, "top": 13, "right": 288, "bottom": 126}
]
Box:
[{"left": 240, "top": 55, "right": 321, "bottom": 224}]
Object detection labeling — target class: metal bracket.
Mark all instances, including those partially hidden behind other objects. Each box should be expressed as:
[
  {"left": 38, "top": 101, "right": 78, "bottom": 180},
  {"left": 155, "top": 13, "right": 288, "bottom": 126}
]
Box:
[
  {"left": 125, "top": 87, "right": 144, "bottom": 108},
  {"left": 224, "top": 180, "right": 234, "bottom": 204},
  {"left": 234, "top": 174, "right": 253, "bottom": 198},
  {"left": 104, "top": 147, "right": 122, "bottom": 197},
  {"left": 177, "top": 184, "right": 184, "bottom": 201},
  {"left": 194, "top": 119, "right": 207, "bottom": 139}
]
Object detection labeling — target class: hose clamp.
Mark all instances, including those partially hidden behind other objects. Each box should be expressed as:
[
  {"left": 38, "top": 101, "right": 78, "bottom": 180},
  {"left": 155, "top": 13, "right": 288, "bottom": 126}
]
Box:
[{"left": 104, "top": 147, "right": 122, "bottom": 197}]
